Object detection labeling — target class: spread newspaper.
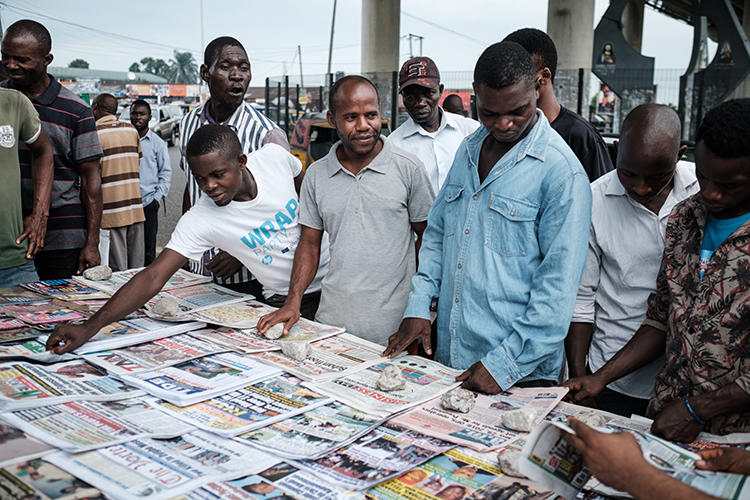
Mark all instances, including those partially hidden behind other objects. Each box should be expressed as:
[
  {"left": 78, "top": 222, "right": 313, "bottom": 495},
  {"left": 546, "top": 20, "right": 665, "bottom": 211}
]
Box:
[
  {"left": 253, "top": 333, "right": 393, "bottom": 382},
  {"left": 81, "top": 333, "right": 228, "bottom": 376},
  {"left": 305, "top": 356, "right": 462, "bottom": 419},
  {"left": 46, "top": 430, "right": 279, "bottom": 500},
  {"left": 70, "top": 317, "right": 207, "bottom": 354},
  {"left": 151, "top": 374, "right": 331, "bottom": 437},
  {"left": 0, "top": 286, "right": 53, "bottom": 305},
  {"left": 391, "top": 386, "right": 568, "bottom": 452},
  {"left": 2, "top": 396, "right": 194, "bottom": 453},
  {"left": 0, "top": 458, "right": 103, "bottom": 499},
  {"left": 20, "top": 279, "right": 110, "bottom": 301},
  {"left": 0, "top": 326, "right": 38, "bottom": 343},
  {"left": 289, "top": 423, "right": 454, "bottom": 491},
  {"left": 236, "top": 401, "right": 384, "bottom": 460},
  {"left": 0, "top": 338, "right": 77, "bottom": 363},
  {"left": 72, "top": 267, "right": 212, "bottom": 295},
  {"left": 118, "top": 352, "right": 281, "bottom": 406},
  {"left": 0, "top": 359, "right": 143, "bottom": 411},
  {"left": 189, "top": 326, "right": 281, "bottom": 353},
  {"left": 0, "top": 420, "right": 54, "bottom": 467},
  {"left": 144, "top": 283, "right": 248, "bottom": 320}
]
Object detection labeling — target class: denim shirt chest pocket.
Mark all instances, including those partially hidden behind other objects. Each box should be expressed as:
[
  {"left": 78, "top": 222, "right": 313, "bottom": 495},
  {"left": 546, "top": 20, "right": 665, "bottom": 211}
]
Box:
[
  {"left": 486, "top": 194, "right": 539, "bottom": 256},
  {"left": 442, "top": 184, "right": 464, "bottom": 237}
]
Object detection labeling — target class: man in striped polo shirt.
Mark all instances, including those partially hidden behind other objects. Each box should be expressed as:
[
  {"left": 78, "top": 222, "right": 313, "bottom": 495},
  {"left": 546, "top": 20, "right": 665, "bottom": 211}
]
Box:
[
  {"left": 1, "top": 20, "right": 103, "bottom": 279},
  {"left": 179, "top": 36, "right": 289, "bottom": 296},
  {"left": 92, "top": 93, "right": 144, "bottom": 272}
]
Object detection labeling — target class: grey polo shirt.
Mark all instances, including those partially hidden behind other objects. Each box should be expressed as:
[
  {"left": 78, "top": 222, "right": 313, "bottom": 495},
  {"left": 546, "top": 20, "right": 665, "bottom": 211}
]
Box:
[{"left": 299, "top": 137, "right": 435, "bottom": 344}]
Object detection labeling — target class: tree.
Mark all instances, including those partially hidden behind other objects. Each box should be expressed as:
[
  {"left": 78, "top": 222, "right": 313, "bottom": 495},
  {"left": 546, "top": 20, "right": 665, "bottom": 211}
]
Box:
[
  {"left": 128, "top": 62, "right": 141, "bottom": 72},
  {"left": 168, "top": 50, "right": 199, "bottom": 84},
  {"left": 68, "top": 58, "right": 89, "bottom": 69},
  {"left": 134, "top": 57, "right": 170, "bottom": 79}
]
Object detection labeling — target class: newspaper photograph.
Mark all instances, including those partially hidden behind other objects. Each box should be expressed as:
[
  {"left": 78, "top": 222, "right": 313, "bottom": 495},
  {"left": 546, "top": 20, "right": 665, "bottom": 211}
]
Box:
[
  {"left": 465, "top": 474, "right": 558, "bottom": 500},
  {"left": 1, "top": 458, "right": 103, "bottom": 500},
  {"left": 2, "top": 396, "right": 194, "bottom": 453},
  {"left": 144, "top": 283, "right": 248, "bottom": 320},
  {"left": 253, "top": 333, "right": 392, "bottom": 382},
  {"left": 82, "top": 333, "right": 228, "bottom": 376},
  {"left": 189, "top": 326, "right": 280, "bottom": 353},
  {"left": 118, "top": 352, "right": 281, "bottom": 406},
  {"left": 0, "top": 420, "right": 54, "bottom": 467},
  {"left": 237, "top": 401, "right": 383, "bottom": 460},
  {"left": 73, "top": 268, "right": 212, "bottom": 295},
  {"left": 0, "top": 359, "right": 144, "bottom": 411},
  {"left": 152, "top": 374, "right": 331, "bottom": 437},
  {"left": 306, "top": 356, "right": 462, "bottom": 419},
  {"left": 46, "top": 430, "right": 279, "bottom": 500},
  {"left": 392, "top": 386, "right": 568, "bottom": 452},
  {"left": 290, "top": 423, "right": 454, "bottom": 491},
  {"left": 72, "top": 317, "right": 207, "bottom": 354}
]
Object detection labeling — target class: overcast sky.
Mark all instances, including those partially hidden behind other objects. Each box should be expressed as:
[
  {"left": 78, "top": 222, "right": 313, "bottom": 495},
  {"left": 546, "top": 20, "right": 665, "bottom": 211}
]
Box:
[{"left": 2, "top": 0, "right": 703, "bottom": 84}]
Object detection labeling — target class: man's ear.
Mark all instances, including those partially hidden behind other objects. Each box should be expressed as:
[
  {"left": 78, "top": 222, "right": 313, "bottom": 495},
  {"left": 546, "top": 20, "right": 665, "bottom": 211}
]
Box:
[
  {"left": 438, "top": 83, "right": 444, "bottom": 95},
  {"left": 200, "top": 64, "right": 210, "bottom": 84},
  {"left": 326, "top": 110, "right": 335, "bottom": 128},
  {"left": 44, "top": 53, "right": 53, "bottom": 67},
  {"left": 238, "top": 153, "right": 247, "bottom": 168}
]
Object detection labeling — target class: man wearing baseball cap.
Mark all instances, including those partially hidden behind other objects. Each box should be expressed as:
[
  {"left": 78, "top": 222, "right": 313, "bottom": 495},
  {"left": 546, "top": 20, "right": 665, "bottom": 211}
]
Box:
[{"left": 389, "top": 57, "right": 479, "bottom": 193}]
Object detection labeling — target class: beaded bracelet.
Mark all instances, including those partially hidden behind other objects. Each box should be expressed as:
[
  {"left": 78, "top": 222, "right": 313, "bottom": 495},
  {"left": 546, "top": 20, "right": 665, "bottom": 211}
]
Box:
[{"left": 684, "top": 396, "right": 706, "bottom": 425}]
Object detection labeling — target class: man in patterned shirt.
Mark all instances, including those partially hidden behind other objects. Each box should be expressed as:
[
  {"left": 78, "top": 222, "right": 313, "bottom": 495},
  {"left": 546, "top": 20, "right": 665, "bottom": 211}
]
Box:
[{"left": 567, "top": 98, "right": 750, "bottom": 441}]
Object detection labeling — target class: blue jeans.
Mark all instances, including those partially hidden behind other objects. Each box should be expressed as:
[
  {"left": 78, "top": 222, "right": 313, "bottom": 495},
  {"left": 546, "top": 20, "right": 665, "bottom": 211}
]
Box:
[{"left": 0, "top": 261, "right": 39, "bottom": 288}]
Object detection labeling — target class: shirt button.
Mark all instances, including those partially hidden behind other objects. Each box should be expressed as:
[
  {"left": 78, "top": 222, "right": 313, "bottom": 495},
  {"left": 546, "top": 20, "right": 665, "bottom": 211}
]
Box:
[
  {"left": 507, "top": 377, "right": 512, "bottom": 384},
  {"left": 473, "top": 194, "right": 478, "bottom": 200},
  {"left": 457, "top": 263, "right": 462, "bottom": 269},
  {"left": 455, "top": 297, "right": 459, "bottom": 303},
  {"left": 464, "top": 229, "right": 469, "bottom": 234},
  {"left": 510, "top": 209, "right": 516, "bottom": 216}
]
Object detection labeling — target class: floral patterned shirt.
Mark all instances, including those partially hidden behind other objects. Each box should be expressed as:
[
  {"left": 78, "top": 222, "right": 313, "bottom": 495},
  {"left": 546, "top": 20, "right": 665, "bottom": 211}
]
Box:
[{"left": 644, "top": 194, "right": 750, "bottom": 434}]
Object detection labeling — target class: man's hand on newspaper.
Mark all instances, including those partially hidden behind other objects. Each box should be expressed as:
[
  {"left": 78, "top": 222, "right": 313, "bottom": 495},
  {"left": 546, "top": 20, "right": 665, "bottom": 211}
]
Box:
[
  {"left": 383, "top": 317, "right": 431, "bottom": 357},
  {"left": 205, "top": 251, "right": 243, "bottom": 279},
  {"left": 456, "top": 361, "right": 501, "bottom": 394},
  {"left": 563, "top": 374, "right": 606, "bottom": 404},
  {"left": 257, "top": 305, "right": 300, "bottom": 337},
  {"left": 565, "top": 417, "right": 648, "bottom": 493},
  {"left": 650, "top": 398, "right": 703, "bottom": 443},
  {"left": 45, "top": 323, "right": 96, "bottom": 354},
  {"left": 696, "top": 447, "right": 750, "bottom": 475}
]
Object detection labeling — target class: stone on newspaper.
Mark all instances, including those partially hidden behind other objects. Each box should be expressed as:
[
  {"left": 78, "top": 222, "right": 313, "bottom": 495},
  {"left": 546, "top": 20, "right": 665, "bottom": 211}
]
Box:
[
  {"left": 441, "top": 388, "right": 475, "bottom": 413},
  {"left": 151, "top": 296, "right": 179, "bottom": 316},
  {"left": 501, "top": 408, "right": 538, "bottom": 432},
  {"left": 264, "top": 323, "right": 285, "bottom": 340},
  {"left": 576, "top": 410, "right": 608, "bottom": 427},
  {"left": 376, "top": 364, "right": 406, "bottom": 392},
  {"left": 497, "top": 448, "right": 525, "bottom": 478},
  {"left": 82, "top": 265, "right": 112, "bottom": 281},
  {"left": 281, "top": 341, "right": 310, "bottom": 361}
]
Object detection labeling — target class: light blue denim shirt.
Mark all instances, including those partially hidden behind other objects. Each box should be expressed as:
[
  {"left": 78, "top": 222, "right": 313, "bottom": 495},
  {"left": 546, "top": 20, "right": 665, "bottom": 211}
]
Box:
[
  {"left": 403, "top": 110, "right": 592, "bottom": 389},
  {"left": 139, "top": 129, "right": 171, "bottom": 206}
]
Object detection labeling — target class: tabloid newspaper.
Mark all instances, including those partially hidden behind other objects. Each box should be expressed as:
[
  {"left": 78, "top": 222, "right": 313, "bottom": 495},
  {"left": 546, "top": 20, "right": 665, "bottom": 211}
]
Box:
[
  {"left": 72, "top": 267, "right": 212, "bottom": 295},
  {"left": 0, "top": 420, "right": 54, "bottom": 467},
  {"left": 236, "top": 401, "right": 384, "bottom": 460},
  {"left": 81, "top": 333, "right": 228, "bottom": 376},
  {"left": 2, "top": 305, "right": 86, "bottom": 325},
  {"left": 46, "top": 430, "right": 279, "bottom": 500},
  {"left": 0, "top": 286, "right": 53, "bottom": 305},
  {"left": 391, "top": 386, "right": 568, "bottom": 452},
  {"left": 70, "top": 317, "right": 207, "bottom": 354},
  {"left": 289, "top": 423, "right": 454, "bottom": 491},
  {"left": 519, "top": 420, "right": 750, "bottom": 500},
  {"left": 144, "top": 283, "right": 249, "bottom": 320},
  {"left": 543, "top": 401, "right": 652, "bottom": 433},
  {"left": 3, "top": 396, "right": 194, "bottom": 453},
  {"left": 20, "top": 279, "right": 110, "bottom": 301},
  {"left": 151, "top": 373, "right": 331, "bottom": 437},
  {"left": 190, "top": 321, "right": 344, "bottom": 353},
  {"left": 0, "top": 318, "right": 27, "bottom": 331},
  {"left": 253, "top": 333, "right": 392, "bottom": 382},
  {"left": 117, "top": 352, "right": 281, "bottom": 406},
  {"left": 0, "top": 458, "right": 102, "bottom": 499},
  {"left": 0, "top": 327, "right": 38, "bottom": 343},
  {"left": 0, "top": 359, "right": 144, "bottom": 411},
  {"left": 0, "top": 338, "right": 77, "bottom": 363},
  {"left": 305, "top": 356, "right": 462, "bottom": 419}
]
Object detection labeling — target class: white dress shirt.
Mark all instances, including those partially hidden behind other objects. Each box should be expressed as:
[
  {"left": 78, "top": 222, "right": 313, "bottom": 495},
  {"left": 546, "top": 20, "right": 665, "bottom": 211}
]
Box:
[
  {"left": 388, "top": 107, "right": 479, "bottom": 193},
  {"left": 572, "top": 161, "right": 699, "bottom": 399}
]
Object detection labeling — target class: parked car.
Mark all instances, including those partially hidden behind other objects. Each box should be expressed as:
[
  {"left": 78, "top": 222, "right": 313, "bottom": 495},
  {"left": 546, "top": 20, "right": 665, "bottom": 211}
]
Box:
[{"left": 119, "top": 104, "right": 183, "bottom": 146}]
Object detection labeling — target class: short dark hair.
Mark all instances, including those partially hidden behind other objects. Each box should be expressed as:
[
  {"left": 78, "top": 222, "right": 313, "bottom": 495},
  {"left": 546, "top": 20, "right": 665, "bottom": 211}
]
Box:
[
  {"left": 130, "top": 99, "right": 151, "bottom": 114},
  {"left": 204, "top": 36, "right": 245, "bottom": 66},
  {"left": 6, "top": 19, "right": 52, "bottom": 54},
  {"left": 93, "top": 93, "right": 118, "bottom": 115},
  {"left": 186, "top": 124, "right": 241, "bottom": 158},
  {"left": 696, "top": 98, "right": 750, "bottom": 158},
  {"left": 329, "top": 75, "right": 379, "bottom": 114},
  {"left": 474, "top": 41, "right": 535, "bottom": 90},
  {"left": 504, "top": 28, "right": 558, "bottom": 82}
]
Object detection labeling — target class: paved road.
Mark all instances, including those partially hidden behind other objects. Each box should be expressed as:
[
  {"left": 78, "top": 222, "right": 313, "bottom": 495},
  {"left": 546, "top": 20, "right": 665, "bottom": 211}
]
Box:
[{"left": 155, "top": 145, "right": 186, "bottom": 251}]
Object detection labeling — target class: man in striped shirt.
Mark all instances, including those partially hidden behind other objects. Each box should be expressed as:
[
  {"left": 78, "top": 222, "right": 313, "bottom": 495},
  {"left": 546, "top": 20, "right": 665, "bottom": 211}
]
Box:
[
  {"left": 179, "top": 36, "right": 289, "bottom": 296},
  {"left": 92, "top": 93, "right": 144, "bottom": 271},
  {"left": 1, "top": 20, "right": 103, "bottom": 279}
]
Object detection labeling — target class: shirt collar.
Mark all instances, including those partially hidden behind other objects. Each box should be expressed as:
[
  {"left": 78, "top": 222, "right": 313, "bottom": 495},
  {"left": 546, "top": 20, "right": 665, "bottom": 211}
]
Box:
[
  {"left": 199, "top": 99, "right": 248, "bottom": 129},
  {"left": 399, "top": 107, "right": 458, "bottom": 138},
  {"left": 606, "top": 161, "right": 700, "bottom": 198},
  {"left": 95, "top": 114, "right": 117, "bottom": 125},
  {"left": 3, "top": 74, "right": 61, "bottom": 106},
  {"left": 326, "top": 136, "right": 390, "bottom": 177}
]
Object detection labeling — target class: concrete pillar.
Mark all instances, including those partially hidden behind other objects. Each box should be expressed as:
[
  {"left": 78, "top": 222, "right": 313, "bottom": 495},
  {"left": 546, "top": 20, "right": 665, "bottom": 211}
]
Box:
[
  {"left": 622, "top": 0, "right": 645, "bottom": 52},
  {"left": 730, "top": 0, "right": 750, "bottom": 98},
  {"left": 361, "top": 0, "right": 400, "bottom": 73}
]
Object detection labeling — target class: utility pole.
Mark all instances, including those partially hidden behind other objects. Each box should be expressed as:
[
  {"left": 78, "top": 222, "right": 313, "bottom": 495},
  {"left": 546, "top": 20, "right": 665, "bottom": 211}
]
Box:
[
  {"left": 327, "top": 0, "right": 337, "bottom": 75},
  {"left": 298, "top": 45, "right": 304, "bottom": 88},
  {"left": 199, "top": 0, "right": 205, "bottom": 54},
  {"left": 407, "top": 34, "right": 424, "bottom": 57}
]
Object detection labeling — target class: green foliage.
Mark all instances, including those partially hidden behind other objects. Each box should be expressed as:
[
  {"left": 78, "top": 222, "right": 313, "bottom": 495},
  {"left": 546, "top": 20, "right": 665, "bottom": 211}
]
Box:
[
  {"left": 68, "top": 58, "right": 89, "bottom": 69},
  {"left": 128, "top": 62, "right": 141, "bottom": 73},
  {"left": 128, "top": 53, "right": 198, "bottom": 83}
]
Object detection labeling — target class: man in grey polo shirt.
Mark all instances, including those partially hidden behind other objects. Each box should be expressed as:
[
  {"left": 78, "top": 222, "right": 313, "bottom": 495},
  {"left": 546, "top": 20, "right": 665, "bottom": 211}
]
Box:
[{"left": 257, "top": 75, "right": 435, "bottom": 344}]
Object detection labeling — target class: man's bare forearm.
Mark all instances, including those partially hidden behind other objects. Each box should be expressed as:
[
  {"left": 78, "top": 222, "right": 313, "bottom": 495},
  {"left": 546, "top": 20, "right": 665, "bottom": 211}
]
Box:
[
  {"left": 595, "top": 324, "right": 666, "bottom": 385},
  {"left": 79, "top": 160, "right": 102, "bottom": 246},
  {"left": 692, "top": 382, "right": 750, "bottom": 424},
  {"left": 284, "top": 230, "right": 322, "bottom": 308},
  {"left": 28, "top": 131, "right": 53, "bottom": 219},
  {"left": 566, "top": 322, "right": 594, "bottom": 378}
]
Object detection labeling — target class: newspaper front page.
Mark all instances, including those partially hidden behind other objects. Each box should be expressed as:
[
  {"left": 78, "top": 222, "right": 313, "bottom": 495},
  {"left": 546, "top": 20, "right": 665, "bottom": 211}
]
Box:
[
  {"left": 73, "top": 268, "right": 212, "bottom": 295},
  {"left": 0, "top": 420, "right": 54, "bottom": 467},
  {"left": 72, "top": 317, "right": 207, "bottom": 354},
  {"left": 0, "top": 359, "right": 144, "bottom": 411},
  {"left": 82, "top": 333, "right": 228, "bottom": 376},
  {"left": 290, "top": 423, "right": 454, "bottom": 491},
  {"left": 151, "top": 374, "right": 331, "bottom": 437},
  {"left": 306, "top": 356, "right": 462, "bottom": 419},
  {"left": 3, "top": 396, "right": 194, "bottom": 453},
  {"left": 118, "top": 353, "right": 281, "bottom": 406},
  {"left": 144, "top": 283, "right": 248, "bottom": 320},
  {"left": 1, "top": 458, "right": 102, "bottom": 499},
  {"left": 236, "top": 401, "right": 384, "bottom": 460},
  {"left": 0, "top": 338, "right": 77, "bottom": 363},
  {"left": 189, "top": 327, "right": 280, "bottom": 353},
  {"left": 392, "top": 386, "right": 568, "bottom": 452},
  {"left": 47, "top": 430, "right": 279, "bottom": 500}
]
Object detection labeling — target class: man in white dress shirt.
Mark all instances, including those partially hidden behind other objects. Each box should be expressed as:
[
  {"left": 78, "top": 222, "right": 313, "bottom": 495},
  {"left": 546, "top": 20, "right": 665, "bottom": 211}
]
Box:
[
  {"left": 566, "top": 104, "right": 699, "bottom": 417},
  {"left": 388, "top": 57, "right": 479, "bottom": 193}
]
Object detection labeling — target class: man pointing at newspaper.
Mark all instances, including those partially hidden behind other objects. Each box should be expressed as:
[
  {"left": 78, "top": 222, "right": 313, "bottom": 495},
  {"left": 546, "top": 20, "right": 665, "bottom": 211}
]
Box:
[{"left": 46, "top": 125, "right": 328, "bottom": 354}]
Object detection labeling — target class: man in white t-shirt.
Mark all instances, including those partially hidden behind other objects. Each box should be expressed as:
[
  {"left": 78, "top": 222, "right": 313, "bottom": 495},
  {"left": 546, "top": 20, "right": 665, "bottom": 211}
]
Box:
[{"left": 46, "top": 124, "right": 328, "bottom": 354}]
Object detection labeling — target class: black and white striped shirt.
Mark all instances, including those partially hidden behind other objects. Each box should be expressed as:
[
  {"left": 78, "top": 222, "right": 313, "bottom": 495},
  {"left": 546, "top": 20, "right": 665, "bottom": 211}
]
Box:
[{"left": 179, "top": 100, "right": 289, "bottom": 284}]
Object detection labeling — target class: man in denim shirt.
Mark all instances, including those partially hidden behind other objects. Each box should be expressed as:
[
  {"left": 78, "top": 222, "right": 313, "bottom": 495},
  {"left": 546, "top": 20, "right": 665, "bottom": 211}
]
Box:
[{"left": 385, "top": 41, "right": 592, "bottom": 393}]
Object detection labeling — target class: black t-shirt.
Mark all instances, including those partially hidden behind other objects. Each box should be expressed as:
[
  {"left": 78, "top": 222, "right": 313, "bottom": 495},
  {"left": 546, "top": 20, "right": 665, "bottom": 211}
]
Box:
[{"left": 550, "top": 106, "right": 614, "bottom": 182}]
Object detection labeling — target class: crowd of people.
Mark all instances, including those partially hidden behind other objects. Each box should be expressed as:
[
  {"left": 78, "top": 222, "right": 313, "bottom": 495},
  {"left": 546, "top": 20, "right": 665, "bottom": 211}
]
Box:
[{"left": 2, "top": 18, "right": 750, "bottom": 499}]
